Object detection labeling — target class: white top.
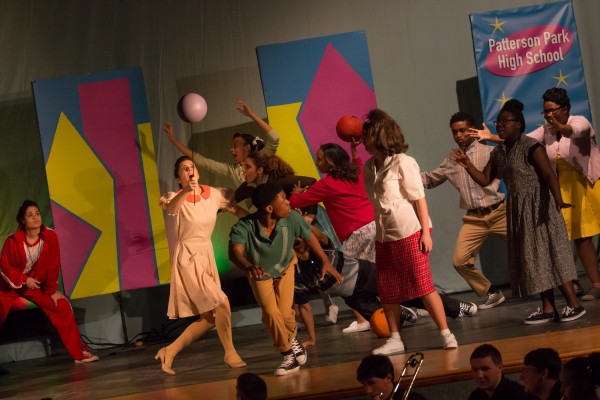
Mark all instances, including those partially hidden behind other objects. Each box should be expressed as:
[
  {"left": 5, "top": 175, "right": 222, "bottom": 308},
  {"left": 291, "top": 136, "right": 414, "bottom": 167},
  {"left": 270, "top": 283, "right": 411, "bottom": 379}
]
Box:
[
  {"left": 364, "top": 153, "right": 432, "bottom": 242},
  {"left": 23, "top": 239, "right": 44, "bottom": 275}
]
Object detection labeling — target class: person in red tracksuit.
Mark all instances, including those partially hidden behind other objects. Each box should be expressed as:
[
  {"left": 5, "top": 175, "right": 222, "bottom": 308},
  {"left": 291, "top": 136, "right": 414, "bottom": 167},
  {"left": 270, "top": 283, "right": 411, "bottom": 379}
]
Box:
[{"left": 0, "top": 200, "right": 98, "bottom": 363}]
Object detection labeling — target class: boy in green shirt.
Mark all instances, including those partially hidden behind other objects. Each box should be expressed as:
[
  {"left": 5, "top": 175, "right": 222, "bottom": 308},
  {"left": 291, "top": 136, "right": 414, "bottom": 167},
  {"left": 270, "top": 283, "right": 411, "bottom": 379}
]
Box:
[{"left": 230, "top": 182, "right": 342, "bottom": 375}]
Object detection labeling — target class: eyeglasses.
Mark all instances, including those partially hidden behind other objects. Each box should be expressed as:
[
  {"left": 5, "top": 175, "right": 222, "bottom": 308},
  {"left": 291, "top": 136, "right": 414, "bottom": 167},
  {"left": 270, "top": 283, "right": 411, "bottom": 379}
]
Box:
[
  {"left": 540, "top": 106, "right": 564, "bottom": 115},
  {"left": 493, "top": 119, "right": 518, "bottom": 127}
]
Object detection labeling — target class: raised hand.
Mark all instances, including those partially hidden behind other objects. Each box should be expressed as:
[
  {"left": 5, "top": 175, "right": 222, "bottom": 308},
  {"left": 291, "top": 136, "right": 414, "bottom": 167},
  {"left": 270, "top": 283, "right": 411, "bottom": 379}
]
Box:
[
  {"left": 163, "top": 121, "right": 177, "bottom": 144},
  {"left": 450, "top": 148, "right": 471, "bottom": 168},
  {"left": 468, "top": 122, "right": 494, "bottom": 141},
  {"left": 235, "top": 99, "right": 253, "bottom": 117}
]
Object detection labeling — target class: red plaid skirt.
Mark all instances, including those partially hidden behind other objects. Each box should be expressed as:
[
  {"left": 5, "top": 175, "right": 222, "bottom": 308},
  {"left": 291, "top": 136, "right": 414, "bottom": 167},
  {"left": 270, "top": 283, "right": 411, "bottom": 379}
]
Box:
[{"left": 376, "top": 230, "right": 435, "bottom": 303}]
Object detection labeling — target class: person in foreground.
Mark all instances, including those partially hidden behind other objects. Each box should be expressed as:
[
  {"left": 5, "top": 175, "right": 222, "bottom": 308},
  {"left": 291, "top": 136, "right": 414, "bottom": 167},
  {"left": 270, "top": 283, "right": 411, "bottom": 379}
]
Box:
[
  {"left": 362, "top": 109, "right": 457, "bottom": 355},
  {"left": 469, "top": 344, "right": 529, "bottom": 400},
  {"left": 0, "top": 200, "right": 98, "bottom": 364},
  {"left": 520, "top": 348, "right": 563, "bottom": 400},
  {"left": 236, "top": 372, "right": 267, "bottom": 400},
  {"left": 452, "top": 100, "right": 585, "bottom": 324},
  {"left": 229, "top": 181, "right": 342, "bottom": 376},
  {"left": 357, "top": 354, "right": 428, "bottom": 399},
  {"left": 559, "top": 352, "right": 600, "bottom": 400},
  {"left": 156, "top": 156, "right": 247, "bottom": 375}
]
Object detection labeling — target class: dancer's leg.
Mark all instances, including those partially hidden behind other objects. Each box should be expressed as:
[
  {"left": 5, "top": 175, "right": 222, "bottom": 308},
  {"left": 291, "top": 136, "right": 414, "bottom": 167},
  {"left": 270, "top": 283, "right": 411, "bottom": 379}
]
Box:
[
  {"left": 575, "top": 237, "right": 600, "bottom": 284},
  {"left": 297, "top": 303, "right": 316, "bottom": 347},
  {"left": 157, "top": 313, "right": 215, "bottom": 374},
  {"left": 557, "top": 281, "right": 581, "bottom": 309},
  {"left": 420, "top": 291, "right": 448, "bottom": 330},
  {"left": 214, "top": 298, "right": 245, "bottom": 367}
]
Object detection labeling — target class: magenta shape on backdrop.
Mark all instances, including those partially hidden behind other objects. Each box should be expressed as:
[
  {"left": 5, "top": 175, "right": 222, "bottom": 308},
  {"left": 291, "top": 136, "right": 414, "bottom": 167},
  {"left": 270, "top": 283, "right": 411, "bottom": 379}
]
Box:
[
  {"left": 78, "top": 78, "right": 157, "bottom": 290},
  {"left": 299, "top": 43, "right": 376, "bottom": 163},
  {"left": 51, "top": 203, "right": 100, "bottom": 297}
]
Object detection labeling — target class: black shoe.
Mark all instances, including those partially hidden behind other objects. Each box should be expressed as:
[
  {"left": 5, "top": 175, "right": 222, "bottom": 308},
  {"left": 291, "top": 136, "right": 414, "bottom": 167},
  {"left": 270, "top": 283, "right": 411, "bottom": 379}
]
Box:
[
  {"left": 291, "top": 337, "right": 307, "bottom": 365},
  {"left": 524, "top": 308, "right": 554, "bottom": 324},
  {"left": 400, "top": 306, "right": 417, "bottom": 326},
  {"left": 274, "top": 353, "right": 299, "bottom": 376},
  {"left": 560, "top": 305, "right": 586, "bottom": 322}
]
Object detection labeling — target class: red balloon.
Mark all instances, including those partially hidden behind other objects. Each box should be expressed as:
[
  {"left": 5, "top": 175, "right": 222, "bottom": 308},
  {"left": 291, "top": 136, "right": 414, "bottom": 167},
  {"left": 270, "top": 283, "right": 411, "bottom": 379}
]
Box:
[
  {"left": 336, "top": 115, "right": 363, "bottom": 142},
  {"left": 370, "top": 308, "right": 390, "bottom": 338}
]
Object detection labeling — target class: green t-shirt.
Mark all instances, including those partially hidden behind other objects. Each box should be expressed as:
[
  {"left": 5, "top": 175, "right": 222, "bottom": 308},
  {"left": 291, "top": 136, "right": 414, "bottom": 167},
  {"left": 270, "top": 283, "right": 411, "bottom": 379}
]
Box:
[{"left": 230, "top": 211, "right": 312, "bottom": 280}]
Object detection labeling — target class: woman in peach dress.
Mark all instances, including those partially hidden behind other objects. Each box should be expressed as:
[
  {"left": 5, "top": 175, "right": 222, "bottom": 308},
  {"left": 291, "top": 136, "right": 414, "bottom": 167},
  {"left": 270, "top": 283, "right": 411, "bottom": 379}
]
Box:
[{"left": 154, "top": 156, "right": 247, "bottom": 374}]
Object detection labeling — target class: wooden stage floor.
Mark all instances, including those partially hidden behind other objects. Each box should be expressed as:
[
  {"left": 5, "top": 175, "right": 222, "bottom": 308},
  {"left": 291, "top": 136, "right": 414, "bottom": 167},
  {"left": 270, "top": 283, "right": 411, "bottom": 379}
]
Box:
[{"left": 2, "top": 287, "right": 600, "bottom": 400}]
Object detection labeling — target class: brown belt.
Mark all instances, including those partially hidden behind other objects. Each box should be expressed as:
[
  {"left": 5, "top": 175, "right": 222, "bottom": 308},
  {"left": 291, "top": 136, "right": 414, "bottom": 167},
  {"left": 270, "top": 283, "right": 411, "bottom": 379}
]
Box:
[{"left": 468, "top": 200, "right": 504, "bottom": 217}]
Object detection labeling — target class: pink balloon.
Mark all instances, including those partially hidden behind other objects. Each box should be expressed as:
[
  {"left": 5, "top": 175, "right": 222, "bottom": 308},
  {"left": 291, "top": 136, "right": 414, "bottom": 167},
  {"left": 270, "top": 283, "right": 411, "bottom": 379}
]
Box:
[{"left": 177, "top": 93, "right": 208, "bottom": 123}]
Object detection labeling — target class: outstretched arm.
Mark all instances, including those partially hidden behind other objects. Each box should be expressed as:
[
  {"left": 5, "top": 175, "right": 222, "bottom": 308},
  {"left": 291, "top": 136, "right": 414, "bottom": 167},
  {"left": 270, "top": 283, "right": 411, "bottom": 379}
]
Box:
[
  {"left": 236, "top": 99, "right": 272, "bottom": 134},
  {"left": 450, "top": 148, "right": 497, "bottom": 187},
  {"left": 468, "top": 122, "right": 503, "bottom": 144},
  {"left": 530, "top": 146, "right": 573, "bottom": 211},
  {"left": 164, "top": 121, "right": 193, "bottom": 158}
]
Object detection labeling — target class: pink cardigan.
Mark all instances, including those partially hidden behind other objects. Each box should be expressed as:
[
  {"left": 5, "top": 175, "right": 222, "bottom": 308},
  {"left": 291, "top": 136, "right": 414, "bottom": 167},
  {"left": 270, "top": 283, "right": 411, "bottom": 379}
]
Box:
[
  {"left": 289, "top": 158, "right": 374, "bottom": 243},
  {"left": 527, "top": 115, "right": 600, "bottom": 184}
]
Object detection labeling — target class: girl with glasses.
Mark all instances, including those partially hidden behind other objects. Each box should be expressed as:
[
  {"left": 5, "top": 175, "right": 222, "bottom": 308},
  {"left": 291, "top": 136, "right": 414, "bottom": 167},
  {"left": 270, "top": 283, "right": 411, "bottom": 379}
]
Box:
[{"left": 452, "top": 100, "right": 584, "bottom": 324}]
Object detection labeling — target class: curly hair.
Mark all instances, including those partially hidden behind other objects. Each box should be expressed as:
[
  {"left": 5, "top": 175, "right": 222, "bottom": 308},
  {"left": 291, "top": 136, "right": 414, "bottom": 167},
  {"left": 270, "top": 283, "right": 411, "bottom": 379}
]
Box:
[
  {"left": 17, "top": 200, "right": 39, "bottom": 229},
  {"left": 361, "top": 109, "right": 408, "bottom": 156},
  {"left": 247, "top": 152, "right": 295, "bottom": 179},
  {"left": 542, "top": 87, "right": 571, "bottom": 112},
  {"left": 449, "top": 112, "right": 475, "bottom": 127},
  {"left": 319, "top": 143, "right": 359, "bottom": 183}
]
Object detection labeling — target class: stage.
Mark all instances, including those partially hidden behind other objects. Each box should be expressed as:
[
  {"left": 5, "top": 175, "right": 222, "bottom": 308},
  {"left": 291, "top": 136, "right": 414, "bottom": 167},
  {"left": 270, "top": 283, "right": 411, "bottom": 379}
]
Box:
[{"left": 2, "top": 285, "right": 600, "bottom": 400}]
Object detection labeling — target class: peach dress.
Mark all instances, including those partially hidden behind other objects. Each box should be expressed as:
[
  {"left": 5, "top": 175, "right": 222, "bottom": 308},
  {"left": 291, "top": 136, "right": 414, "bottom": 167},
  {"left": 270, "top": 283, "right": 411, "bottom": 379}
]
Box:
[{"left": 159, "top": 186, "right": 232, "bottom": 319}]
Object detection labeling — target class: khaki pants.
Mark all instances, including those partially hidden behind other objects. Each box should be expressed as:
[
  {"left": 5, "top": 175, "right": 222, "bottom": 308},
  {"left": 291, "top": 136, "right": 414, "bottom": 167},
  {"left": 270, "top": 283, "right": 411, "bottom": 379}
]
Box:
[
  {"left": 248, "top": 256, "right": 298, "bottom": 352},
  {"left": 453, "top": 203, "right": 507, "bottom": 297}
]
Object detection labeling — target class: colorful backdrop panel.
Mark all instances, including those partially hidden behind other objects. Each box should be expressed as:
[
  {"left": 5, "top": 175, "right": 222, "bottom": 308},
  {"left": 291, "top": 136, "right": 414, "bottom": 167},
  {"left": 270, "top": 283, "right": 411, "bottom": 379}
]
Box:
[
  {"left": 256, "top": 31, "right": 377, "bottom": 178},
  {"left": 32, "top": 68, "right": 170, "bottom": 299},
  {"left": 470, "top": 1, "right": 592, "bottom": 134}
]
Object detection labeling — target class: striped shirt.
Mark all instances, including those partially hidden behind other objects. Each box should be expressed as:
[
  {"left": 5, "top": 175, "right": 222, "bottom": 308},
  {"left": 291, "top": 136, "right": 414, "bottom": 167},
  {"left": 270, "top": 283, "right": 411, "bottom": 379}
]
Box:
[
  {"left": 230, "top": 210, "right": 312, "bottom": 280},
  {"left": 421, "top": 140, "right": 504, "bottom": 210}
]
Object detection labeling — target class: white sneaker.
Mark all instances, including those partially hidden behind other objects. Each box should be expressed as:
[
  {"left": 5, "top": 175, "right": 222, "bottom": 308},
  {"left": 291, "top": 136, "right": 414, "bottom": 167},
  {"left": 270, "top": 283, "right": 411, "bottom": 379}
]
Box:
[
  {"left": 416, "top": 309, "right": 430, "bottom": 318},
  {"left": 324, "top": 305, "right": 339, "bottom": 325},
  {"left": 342, "top": 320, "right": 370, "bottom": 333},
  {"left": 441, "top": 331, "right": 458, "bottom": 349},
  {"left": 372, "top": 338, "right": 405, "bottom": 355},
  {"left": 478, "top": 291, "right": 505, "bottom": 310}
]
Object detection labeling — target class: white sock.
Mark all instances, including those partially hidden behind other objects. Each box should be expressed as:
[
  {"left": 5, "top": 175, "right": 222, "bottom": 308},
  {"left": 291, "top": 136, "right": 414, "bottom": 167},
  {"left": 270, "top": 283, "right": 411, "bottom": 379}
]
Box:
[
  {"left": 440, "top": 328, "right": 451, "bottom": 336},
  {"left": 390, "top": 332, "right": 401, "bottom": 340}
]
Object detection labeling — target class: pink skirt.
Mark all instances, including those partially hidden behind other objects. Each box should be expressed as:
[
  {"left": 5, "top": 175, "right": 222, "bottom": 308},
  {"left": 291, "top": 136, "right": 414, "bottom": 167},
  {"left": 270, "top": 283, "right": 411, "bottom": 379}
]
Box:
[{"left": 376, "top": 230, "right": 435, "bottom": 303}]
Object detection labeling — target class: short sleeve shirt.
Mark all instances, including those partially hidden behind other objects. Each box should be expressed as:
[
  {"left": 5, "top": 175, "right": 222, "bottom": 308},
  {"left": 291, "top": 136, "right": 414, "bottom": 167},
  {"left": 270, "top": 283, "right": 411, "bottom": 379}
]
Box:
[{"left": 230, "top": 211, "right": 312, "bottom": 280}]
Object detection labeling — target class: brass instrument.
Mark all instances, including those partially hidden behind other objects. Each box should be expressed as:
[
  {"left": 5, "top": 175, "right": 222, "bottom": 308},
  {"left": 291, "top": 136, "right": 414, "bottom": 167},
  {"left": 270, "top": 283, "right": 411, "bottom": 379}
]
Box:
[{"left": 389, "top": 352, "right": 425, "bottom": 400}]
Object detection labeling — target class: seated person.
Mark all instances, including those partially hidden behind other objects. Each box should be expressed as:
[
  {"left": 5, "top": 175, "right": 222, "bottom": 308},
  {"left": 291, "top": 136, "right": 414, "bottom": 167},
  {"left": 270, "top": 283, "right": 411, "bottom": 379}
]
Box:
[
  {"left": 469, "top": 344, "right": 529, "bottom": 399},
  {"left": 520, "top": 348, "right": 562, "bottom": 400},
  {"left": 293, "top": 224, "right": 477, "bottom": 345},
  {"left": 357, "top": 354, "right": 428, "bottom": 400},
  {"left": 559, "top": 352, "right": 600, "bottom": 400},
  {"left": 236, "top": 372, "right": 267, "bottom": 400}
]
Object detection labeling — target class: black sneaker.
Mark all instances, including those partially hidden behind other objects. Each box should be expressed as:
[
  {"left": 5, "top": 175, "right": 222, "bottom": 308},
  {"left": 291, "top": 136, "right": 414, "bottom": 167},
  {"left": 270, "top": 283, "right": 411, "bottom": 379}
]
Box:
[
  {"left": 291, "top": 337, "right": 307, "bottom": 365},
  {"left": 274, "top": 353, "right": 299, "bottom": 376},
  {"left": 400, "top": 306, "right": 417, "bottom": 326},
  {"left": 524, "top": 308, "right": 554, "bottom": 324},
  {"left": 560, "top": 305, "right": 586, "bottom": 322}
]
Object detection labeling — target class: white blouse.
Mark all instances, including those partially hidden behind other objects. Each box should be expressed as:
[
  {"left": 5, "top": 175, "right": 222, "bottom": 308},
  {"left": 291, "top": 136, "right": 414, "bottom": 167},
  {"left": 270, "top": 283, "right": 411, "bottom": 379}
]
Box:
[{"left": 364, "top": 153, "right": 432, "bottom": 242}]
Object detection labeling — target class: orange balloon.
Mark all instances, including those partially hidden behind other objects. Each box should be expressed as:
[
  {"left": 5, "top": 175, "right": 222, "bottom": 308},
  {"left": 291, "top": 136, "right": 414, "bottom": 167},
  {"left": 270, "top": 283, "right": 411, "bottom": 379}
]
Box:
[
  {"left": 370, "top": 308, "right": 390, "bottom": 338},
  {"left": 336, "top": 115, "right": 363, "bottom": 142}
]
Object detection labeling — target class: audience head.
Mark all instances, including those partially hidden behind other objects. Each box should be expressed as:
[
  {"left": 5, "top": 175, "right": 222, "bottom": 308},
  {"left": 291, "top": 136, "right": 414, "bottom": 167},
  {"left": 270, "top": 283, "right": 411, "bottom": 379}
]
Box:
[
  {"left": 470, "top": 344, "right": 504, "bottom": 394},
  {"left": 362, "top": 109, "right": 408, "bottom": 157},
  {"left": 357, "top": 354, "right": 394, "bottom": 399},
  {"left": 236, "top": 373, "right": 267, "bottom": 400},
  {"left": 560, "top": 352, "right": 600, "bottom": 400},
  {"left": 521, "top": 348, "right": 562, "bottom": 395}
]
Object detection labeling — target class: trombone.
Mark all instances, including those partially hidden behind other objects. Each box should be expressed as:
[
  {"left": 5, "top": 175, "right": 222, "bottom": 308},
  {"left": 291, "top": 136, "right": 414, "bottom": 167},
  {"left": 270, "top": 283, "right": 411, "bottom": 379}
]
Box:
[{"left": 388, "top": 352, "right": 425, "bottom": 400}]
